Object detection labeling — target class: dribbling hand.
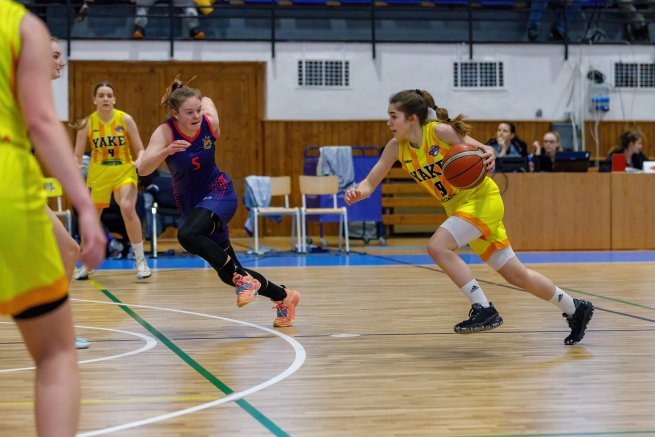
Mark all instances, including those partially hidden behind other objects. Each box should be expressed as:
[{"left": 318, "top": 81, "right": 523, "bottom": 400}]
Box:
[
  {"left": 478, "top": 144, "right": 496, "bottom": 172},
  {"left": 165, "top": 140, "right": 191, "bottom": 156},
  {"left": 344, "top": 187, "right": 362, "bottom": 205}
]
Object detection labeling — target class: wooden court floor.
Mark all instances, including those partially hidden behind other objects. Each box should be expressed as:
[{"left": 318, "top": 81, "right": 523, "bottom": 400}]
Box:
[{"left": 2, "top": 257, "right": 655, "bottom": 436}]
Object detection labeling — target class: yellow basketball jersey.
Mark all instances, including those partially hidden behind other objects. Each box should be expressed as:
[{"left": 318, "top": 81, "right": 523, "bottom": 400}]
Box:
[
  {"left": 398, "top": 121, "right": 460, "bottom": 204},
  {"left": 398, "top": 121, "right": 494, "bottom": 215},
  {"left": 0, "top": 0, "right": 29, "bottom": 151},
  {"left": 87, "top": 109, "right": 133, "bottom": 165}
]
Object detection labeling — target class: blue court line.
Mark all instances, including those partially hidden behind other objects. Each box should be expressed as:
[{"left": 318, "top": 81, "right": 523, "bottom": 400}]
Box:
[{"left": 91, "top": 250, "right": 655, "bottom": 271}]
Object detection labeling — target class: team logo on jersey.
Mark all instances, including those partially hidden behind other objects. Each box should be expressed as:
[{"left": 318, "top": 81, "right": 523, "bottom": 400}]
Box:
[
  {"left": 202, "top": 136, "right": 213, "bottom": 149},
  {"left": 429, "top": 145, "right": 440, "bottom": 156},
  {"left": 115, "top": 126, "right": 124, "bottom": 133}
]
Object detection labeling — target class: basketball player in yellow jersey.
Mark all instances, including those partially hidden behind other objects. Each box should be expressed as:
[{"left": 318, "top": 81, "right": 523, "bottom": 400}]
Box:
[
  {"left": 43, "top": 37, "right": 91, "bottom": 349},
  {"left": 0, "top": 1, "right": 105, "bottom": 434},
  {"left": 345, "top": 89, "right": 594, "bottom": 345},
  {"left": 74, "top": 82, "right": 151, "bottom": 279}
]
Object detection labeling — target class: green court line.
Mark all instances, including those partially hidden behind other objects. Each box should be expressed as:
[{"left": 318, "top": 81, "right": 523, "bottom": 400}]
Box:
[{"left": 90, "top": 279, "right": 288, "bottom": 437}]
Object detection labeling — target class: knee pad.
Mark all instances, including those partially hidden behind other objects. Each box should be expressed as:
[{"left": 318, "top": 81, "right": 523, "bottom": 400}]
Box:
[{"left": 487, "top": 246, "right": 516, "bottom": 271}]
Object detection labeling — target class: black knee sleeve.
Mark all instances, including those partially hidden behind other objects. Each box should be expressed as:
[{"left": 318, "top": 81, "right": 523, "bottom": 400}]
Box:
[{"left": 178, "top": 208, "right": 230, "bottom": 272}]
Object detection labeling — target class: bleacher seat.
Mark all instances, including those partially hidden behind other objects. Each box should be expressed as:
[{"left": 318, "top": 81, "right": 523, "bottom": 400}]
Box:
[
  {"left": 384, "top": 0, "right": 423, "bottom": 4},
  {"left": 430, "top": 0, "right": 469, "bottom": 5},
  {"left": 478, "top": 0, "right": 514, "bottom": 6}
]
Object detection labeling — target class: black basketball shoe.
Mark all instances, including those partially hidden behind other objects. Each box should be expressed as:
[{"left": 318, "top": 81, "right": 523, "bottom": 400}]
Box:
[
  {"left": 454, "top": 303, "right": 503, "bottom": 334},
  {"left": 563, "top": 299, "right": 594, "bottom": 345}
]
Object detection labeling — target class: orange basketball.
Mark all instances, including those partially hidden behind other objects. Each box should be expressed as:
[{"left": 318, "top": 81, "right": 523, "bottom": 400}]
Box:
[{"left": 442, "top": 144, "right": 487, "bottom": 189}]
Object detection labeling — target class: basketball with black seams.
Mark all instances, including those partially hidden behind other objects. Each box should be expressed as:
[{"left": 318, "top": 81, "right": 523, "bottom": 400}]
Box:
[{"left": 442, "top": 144, "right": 487, "bottom": 189}]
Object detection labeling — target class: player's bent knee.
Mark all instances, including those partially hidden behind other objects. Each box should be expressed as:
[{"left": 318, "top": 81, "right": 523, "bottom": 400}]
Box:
[
  {"left": 176, "top": 225, "right": 196, "bottom": 251},
  {"left": 488, "top": 247, "right": 516, "bottom": 271},
  {"left": 426, "top": 243, "right": 452, "bottom": 264}
]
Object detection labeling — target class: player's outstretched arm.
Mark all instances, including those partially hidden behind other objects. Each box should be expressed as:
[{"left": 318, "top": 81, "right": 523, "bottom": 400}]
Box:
[{"left": 345, "top": 139, "right": 398, "bottom": 205}]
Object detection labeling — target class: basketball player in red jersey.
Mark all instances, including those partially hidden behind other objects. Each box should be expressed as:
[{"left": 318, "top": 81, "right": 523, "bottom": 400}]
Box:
[
  {"left": 138, "top": 77, "right": 300, "bottom": 327},
  {"left": 345, "top": 89, "right": 594, "bottom": 345}
]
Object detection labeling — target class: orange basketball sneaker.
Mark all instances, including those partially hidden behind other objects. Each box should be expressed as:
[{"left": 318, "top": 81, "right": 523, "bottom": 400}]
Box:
[
  {"left": 273, "top": 288, "right": 301, "bottom": 327},
  {"left": 233, "top": 272, "right": 260, "bottom": 307}
]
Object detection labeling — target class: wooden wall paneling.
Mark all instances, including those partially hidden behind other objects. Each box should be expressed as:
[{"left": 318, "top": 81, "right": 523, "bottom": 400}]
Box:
[
  {"left": 584, "top": 120, "right": 655, "bottom": 160},
  {"left": 69, "top": 61, "right": 265, "bottom": 238},
  {"left": 610, "top": 173, "right": 655, "bottom": 250},
  {"left": 69, "top": 62, "right": 167, "bottom": 144},
  {"left": 499, "top": 173, "right": 611, "bottom": 250}
]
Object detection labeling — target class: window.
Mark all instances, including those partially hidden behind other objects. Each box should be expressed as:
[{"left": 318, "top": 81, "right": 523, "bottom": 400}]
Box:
[
  {"left": 453, "top": 61, "right": 504, "bottom": 89},
  {"left": 615, "top": 62, "right": 655, "bottom": 88},
  {"left": 297, "top": 59, "right": 350, "bottom": 88}
]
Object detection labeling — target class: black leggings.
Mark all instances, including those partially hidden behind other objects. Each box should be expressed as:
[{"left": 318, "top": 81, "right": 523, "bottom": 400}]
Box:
[{"left": 177, "top": 208, "right": 286, "bottom": 301}]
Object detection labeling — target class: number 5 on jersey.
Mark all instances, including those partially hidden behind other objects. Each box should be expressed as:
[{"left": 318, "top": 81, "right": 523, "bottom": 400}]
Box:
[{"left": 191, "top": 156, "right": 201, "bottom": 171}]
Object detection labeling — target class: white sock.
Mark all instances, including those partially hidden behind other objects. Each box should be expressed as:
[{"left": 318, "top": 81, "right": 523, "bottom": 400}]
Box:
[
  {"left": 460, "top": 279, "right": 490, "bottom": 307},
  {"left": 132, "top": 241, "right": 145, "bottom": 259},
  {"left": 549, "top": 287, "right": 576, "bottom": 316}
]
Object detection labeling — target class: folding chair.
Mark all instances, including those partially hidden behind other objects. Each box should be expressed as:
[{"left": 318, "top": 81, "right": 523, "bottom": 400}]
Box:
[
  {"left": 299, "top": 175, "right": 349, "bottom": 253},
  {"left": 43, "top": 177, "right": 73, "bottom": 235},
  {"left": 250, "top": 176, "right": 302, "bottom": 254}
]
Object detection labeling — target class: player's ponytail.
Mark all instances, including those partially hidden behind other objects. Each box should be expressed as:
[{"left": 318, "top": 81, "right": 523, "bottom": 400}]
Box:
[
  {"left": 161, "top": 75, "right": 201, "bottom": 114},
  {"left": 389, "top": 89, "right": 471, "bottom": 138},
  {"left": 418, "top": 89, "right": 471, "bottom": 138},
  {"left": 435, "top": 107, "right": 471, "bottom": 138}
]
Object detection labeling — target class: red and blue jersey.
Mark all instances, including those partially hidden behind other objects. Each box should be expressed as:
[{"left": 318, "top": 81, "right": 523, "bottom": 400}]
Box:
[{"left": 164, "top": 115, "right": 236, "bottom": 220}]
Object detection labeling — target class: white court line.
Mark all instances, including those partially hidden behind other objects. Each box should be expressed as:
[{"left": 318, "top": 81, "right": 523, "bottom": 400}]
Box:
[
  {"left": 0, "top": 323, "right": 157, "bottom": 373},
  {"left": 72, "top": 298, "right": 306, "bottom": 437}
]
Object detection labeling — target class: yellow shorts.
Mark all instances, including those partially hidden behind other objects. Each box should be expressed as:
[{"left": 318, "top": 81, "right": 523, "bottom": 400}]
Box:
[
  {"left": 445, "top": 177, "right": 511, "bottom": 262},
  {"left": 0, "top": 147, "right": 68, "bottom": 316},
  {"left": 87, "top": 162, "right": 138, "bottom": 208}
]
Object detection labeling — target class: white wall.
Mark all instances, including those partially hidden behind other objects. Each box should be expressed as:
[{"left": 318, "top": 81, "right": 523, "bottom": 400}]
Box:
[{"left": 57, "top": 40, "right": 655, "bottom": 122}]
